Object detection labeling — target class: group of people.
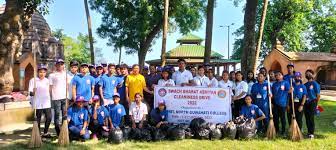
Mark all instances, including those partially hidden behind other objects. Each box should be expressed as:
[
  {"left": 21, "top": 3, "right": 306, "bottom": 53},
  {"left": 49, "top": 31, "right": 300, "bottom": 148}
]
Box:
[{"left": 28, "top": 58, "right": 320, "bottom": 141}]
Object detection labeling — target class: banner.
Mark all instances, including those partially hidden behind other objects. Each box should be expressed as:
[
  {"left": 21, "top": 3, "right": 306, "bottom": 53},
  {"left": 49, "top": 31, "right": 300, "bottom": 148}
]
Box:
[{"left": 154, "top": 86, "right": 232, "bottom": 124}]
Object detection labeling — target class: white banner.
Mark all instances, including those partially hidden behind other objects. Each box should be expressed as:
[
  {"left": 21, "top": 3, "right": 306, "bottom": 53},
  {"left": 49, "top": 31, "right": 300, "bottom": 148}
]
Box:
[{"left": 154, "top": 86, "right": 232, "bottom": 124}]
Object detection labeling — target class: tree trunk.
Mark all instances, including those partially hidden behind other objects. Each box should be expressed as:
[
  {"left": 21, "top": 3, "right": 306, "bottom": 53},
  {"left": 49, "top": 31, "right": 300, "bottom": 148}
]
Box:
[
  {"left": 0, "top": 0, "right": 24, "bottom": 95},
  {"left": 84, "top": 0, "right": 95, "bottom": 64},
  {"left": 204, "top": 0, "right": 215, "bottom": 64},
  {"left": 161, "top": 0, "right": 169, "bottom": 67},
  {"left": 241, "top": 0, "right": 258, "bottom": 75},
  {"left": 253, "top": 0, "right": 269, "bottom": 73}
]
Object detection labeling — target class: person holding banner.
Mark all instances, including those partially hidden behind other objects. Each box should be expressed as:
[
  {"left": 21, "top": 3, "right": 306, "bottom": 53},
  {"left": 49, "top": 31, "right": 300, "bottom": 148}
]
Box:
[
  {"left": 207, "top": 69, "right": 218, "bottom": 88},
  {"left": 271, "top": 71, "right": 291, "bottom": 135},
  {"left": 172, "top": 59, "right": 194, "bottom": 86},
  {"left": 232, "top": 71, "right": 248, "bottom": 118},
  {"left": 219, "top": 71, "right": 234, "bottom": 89},
  {"left": 193, "top": 66, "right": 210, "bottom": 87},
  {"left": 158, "top": 68, "right": 175, "bottom": 87},
  {"left": 129, "top": 93, "right": 148, "bottom": 129},
  {"left": 240, "top": 95, "right": 266, "bottom": 123},
  {"left": 29, "top": 64, "right": 52, "bottom": 138},
  {"left": 150, "top": 100, "right": 168, "bottom": 128}
]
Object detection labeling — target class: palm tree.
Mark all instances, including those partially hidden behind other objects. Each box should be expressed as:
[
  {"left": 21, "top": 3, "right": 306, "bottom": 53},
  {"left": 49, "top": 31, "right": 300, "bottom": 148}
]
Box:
[
  {"left": 84, "top": 0, "right": 95, "bottom": 64},
  {"left": 204, "top": 0, "right": 215, "bottom": 64}
]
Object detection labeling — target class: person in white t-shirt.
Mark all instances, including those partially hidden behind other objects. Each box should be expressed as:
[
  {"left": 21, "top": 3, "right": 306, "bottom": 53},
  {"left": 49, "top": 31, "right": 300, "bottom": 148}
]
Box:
[
  {"left": 67, "top": 60, "right": 79, "bottom": 101},
  {"left": 29, "top": 64, "right": 52, "bottom": 138},
  {"left": 246, "top": 70, "right": 256, "bottom": 95},
  {"left": 232, "top": 71, "right": 248, "bottom": 118},
  {"left": 172, "top": 59, "right": 194, "bottom": 86},
  {"left": 129, "top": 93, "right": 148, "bottom": 129},
  {"left": 157, "top": 68, "right": 175, "bottom": 87},
  {"left": 193, "top": 66, "right": 210, "bottom": 87},
  {"left": 218, "top": 70, "right": 234, "bottom": 89},
  {"left": 207, "top": 69, "right": 218, "bottom": 88},
  {"left": 48, "top": 58, "right": 67, "bottom": 136}
]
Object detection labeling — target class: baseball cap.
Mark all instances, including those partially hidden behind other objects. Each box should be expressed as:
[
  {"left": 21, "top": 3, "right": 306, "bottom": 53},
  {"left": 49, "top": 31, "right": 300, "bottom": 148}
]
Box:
[
  {"left": 92, "top": 95, "right": 100, "bottom": 102},
  {"left": 80, "top": 63, "right": 89, "bottom": 67},
  {"left": 55, "top": 58, "right": 64, "bottom": 64},
  {"left": 96, "top": 64, "right": 103, "bottom": 69},
  {"left": 76, "top": 96, "right": 85, "bottom": 102},
  {"left": 70, "top": 60, "right": 79, "bottom": 66},
  {"left": 113, "top": 93, "right": 120, "bottom": 98},
  {"left": 287, "top": 63, "right": 294, "bottom": 68},
  {"left": 37, "top": 64, "right": 48, "bottom": 71},
  {"left": 157, "top": 66, "right": 162, "bottom": 72},
  {"left": 101, "top": 62, "right": 107, "bottom": 67},
  {"left": 295, "top": 72, "right": 302, "bottom": 77},
  {"left": 88, "top": 64, "right": 94, "bottom": 68},
  {"left": 158, "top": 100, "right": 165, "bottom": 106},
  {"left": 143, "top": 66, "right": 149, "bottom": 70}
]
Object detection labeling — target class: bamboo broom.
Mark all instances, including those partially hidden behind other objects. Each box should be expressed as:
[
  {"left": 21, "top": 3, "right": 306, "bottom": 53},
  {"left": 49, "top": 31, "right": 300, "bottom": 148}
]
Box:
[
  {"left": 58, "top": 65, "right": 70, "bottom": 146},
  {"left": 266, "top": 74, "right": 276, "bottom": 139},
  {"left": 289, "top": 79, "right": 303, "bottom": 141}
]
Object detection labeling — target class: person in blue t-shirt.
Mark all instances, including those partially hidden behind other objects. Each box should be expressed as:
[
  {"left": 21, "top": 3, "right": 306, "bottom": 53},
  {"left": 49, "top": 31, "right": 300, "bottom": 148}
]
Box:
[
  {"left": 68, "top": 96, "right": 90, "bottom": 141},
  {"left": 93, "top": 65, "right": 104, "bottom": 96},
  {"left": 284, "top": 63, "right": 295, "bottom": 86},
  {"left": 71, "top": 63, "right": 95, "bottom": 109},
  {"left": 99, "top": 64, "right": 120, "bottom": 106},
  {"left": 108, "top": 93, "right": 126, "bottom": 128},
  {"left": 240, "top": 95, "right": 266, "bottom": 124},
  {"left": 287, "top": 72, "right": 307, "bottom": 130},
  {"left": 304, "top": 69, "right": 320, "bottom": 139},
  {"left": 271, "top": 71, "right": 292, "bottom": 135},
  {"left": 250, "top": 73, "right": 271, "bottom": 132},
  {"left": 89, "top": 95, "right": 110, "bottom": 140},
  {"left": 150, "top": 100, "right": 169, "bottom": 128}
]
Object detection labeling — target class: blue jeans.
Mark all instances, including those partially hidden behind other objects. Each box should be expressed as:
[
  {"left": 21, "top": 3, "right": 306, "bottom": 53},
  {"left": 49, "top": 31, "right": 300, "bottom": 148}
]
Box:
[{"left": 69, "top": 125, "right": 90, "bottom": 140}]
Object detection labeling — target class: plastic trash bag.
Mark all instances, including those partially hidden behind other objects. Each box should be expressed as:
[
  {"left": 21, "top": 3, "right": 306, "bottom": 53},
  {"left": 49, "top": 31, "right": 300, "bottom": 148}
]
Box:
[
  {"left": 130, "top": 128, "right": 142, "bottom": 140},
  {"left": 209, "top": 128, "right": 222, "bottom": 140},
  {"left": 168, "top": 125, "right": 185, "bottom": 140},
  {"left": 121, "top": 126, "right": 132, "bottom": 141},
  {"left": 239, "top": 118, "right": 257, "bottom": 139},
  {"left": 194, "top": 128, "right": 210, "bottom": 140},
  {"left": 152, "top": 128, "right": 166, "bottom": 141},
  {"left": 108, "top": 128, "right": 124, "bottom": 144},
  {"left": 140, "top": 128, "right": 152, "bottom": 141},
  {"left": 184, "top": 128, "right": 194, "bottom": 139},
  {"left": 190, "top": 118, "right": 207, "bottom": 131},
  {"left": 222, "top": 121, "right": 237, "bottom": 139}
]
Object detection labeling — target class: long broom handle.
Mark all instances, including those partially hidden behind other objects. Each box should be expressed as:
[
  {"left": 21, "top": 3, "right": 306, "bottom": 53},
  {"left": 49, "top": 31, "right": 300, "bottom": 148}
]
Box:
[
  {"left": 65, "top": 66, "right": 68, "bottom": 116},
  {"left": 33, "top": 41, "right": 37, "bottom": 118},
  {"left": 267, "top": 74, "right": 273, "bottom": 116},
  {"left": 290, "top": 79, "right": 295, "bottom": 118}
]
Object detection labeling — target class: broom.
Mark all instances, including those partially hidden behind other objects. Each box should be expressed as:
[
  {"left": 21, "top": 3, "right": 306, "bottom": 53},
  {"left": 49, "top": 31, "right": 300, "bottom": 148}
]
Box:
[
  {"left": 289, "top": 79, "right": 303, "bottom": 141},
  {"left": 266, "top": 74, "right": 276, "bottom": 139},
  {"left": 28, "top": 40, "right": 42, "bottom": 148},
  {"left": 58, "top": 65, "right": 70, "bottom": 146}
]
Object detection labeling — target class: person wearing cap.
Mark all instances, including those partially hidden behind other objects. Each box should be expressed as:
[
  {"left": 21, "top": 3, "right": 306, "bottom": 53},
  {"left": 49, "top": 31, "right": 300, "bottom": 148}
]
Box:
[
  {"left": 150, "top": 100, "right": 168, "bottom": 128},
  {"left": 29, "top": 64, "right": 52, "bottom": 138},
  {"left": 207, "top": 68, "right": 218, "bottom": 88},
  {"left": 271, "top": 71, "right": 292, "bottom": 135},
  {"left": 99, "top": 63, "right": 120, "bottom": 106},
  {"left": 156, "top": 66, "right": 163, "bottom": 76},
  {"left": 115, "top": 64, "right": 129, "bottom": 108},
  {"left": 304, "top": 69, "right": 320, "bottom": 139},
  {"left": 108, "top": 93, "right": 126, "bottom": 128},
  {"left": 116, "top": 65, "right": 121, "bottom": 75},
  {"left": 89, "top": 95, "right": 110, "bottom": 140},
  {"left": 101, "top": 62, "right": 108, "bottom": 74},
  {"left": 48, "top": 58, "right": 67, "bottom": 136},
  {"left": 172, "top": 59, "right": 194, "bottom": 86},
  {"left": 72, "top": 63, "right": 95, "bottom": 105},
  {"left": 68, "top": 60, "right": 79, "bottom": 101},
  {"left": 157, "top": 68, "right": 175, "bottom": 87},
  {"left": 284, "top": 63, "right": 295, "bottom": 86},
  {"left": 250, "top": 72, "right": 271, "bottom": 132},
  {"left": 126, "top": 64, "right": 153, "bottom": 104},
  {"left": 142, "top": 66, "right": 149, "bottom": 76},
  {"left": 287, "top": 72, "right": 307, "bottom": 131},
  {"left": 144, "top": 65, "right": 161, "bottom": 110},
  {"left": 89, "top": 64, "right": 96, "bottom": 76},
  {"left": 93, "top": 64, "right": 104, "bottom": 96},
  {"left": 67, "top": 96, "right": 90, "bottom": 141},
  {"left": 193, "top": 65, "right": 210, "bottom": 87},
  {"left": 129, "top": 93, "right": 148, "bottom": 129}
]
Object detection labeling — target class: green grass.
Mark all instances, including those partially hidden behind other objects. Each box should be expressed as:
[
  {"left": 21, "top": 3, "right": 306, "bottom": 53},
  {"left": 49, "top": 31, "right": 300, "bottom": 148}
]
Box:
[{"left": 1, "top": 101, "right": 336, "bottom": 150}]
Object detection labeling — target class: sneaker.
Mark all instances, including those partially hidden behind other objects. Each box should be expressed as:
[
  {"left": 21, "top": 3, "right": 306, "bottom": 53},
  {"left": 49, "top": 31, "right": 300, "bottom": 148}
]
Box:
[
  {"left": 92, "top": 134, "right": 98, "bottom": 140},
  {"left": 308, "top": 134, "right": 314, "bottom": 139},
  {"left": 42, "top": 133, "right": 52, "bottom": 138}
]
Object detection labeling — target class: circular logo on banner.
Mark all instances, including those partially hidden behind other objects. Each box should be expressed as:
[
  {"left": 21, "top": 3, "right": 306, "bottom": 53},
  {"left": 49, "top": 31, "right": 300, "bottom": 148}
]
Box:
[
  {"left": 158, "top": 88, "right": 167, "bottom": 97},
  {"left": 217, "top": 90, "right": 227, "bottom": 98}
]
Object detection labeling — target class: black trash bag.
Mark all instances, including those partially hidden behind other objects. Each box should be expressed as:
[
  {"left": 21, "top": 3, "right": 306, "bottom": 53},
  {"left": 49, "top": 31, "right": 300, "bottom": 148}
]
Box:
[
  {"left": 234, "top": 117, "right": 247, "bottom": 125},
  {"left": 222, "top": 121, "right": 237, "bottom": 139},
  {"left": 168, "top": 125, "right": 185, "bottom": 140},
  {"left": 206, "top": 123, "right": 217, "bottom": 130},
  {"left": 209, "top": 128, "right": 222, "bottom": 140},
  {"left": 194, "top": 128, "right": 210, "bottom": 140},
  {"left": 239, "top": 118, "right": 257, "bottom": 139},
  {"left": 108, "top": 128, "right": 124, "bottom": 144},
  {"left": 190, "top": 117, "right": 207, "bottom": 131},
  {"left": 184, "top": 128, "right": 194, "bottom": 139},
  {"left": 152, "top": 128, "right": 166, "bottom": 141},
  {"left": 121, "top": 126, "right": 132, "bottom": 141},
  {"left": 140, "top": 128, "right": 152, "bottom": 141},
  {"left": 178, "top": 123, "right": 190, "bottom": 130},
  {"left": 130, "top": 128, "right": 142, "bottom": 140}
]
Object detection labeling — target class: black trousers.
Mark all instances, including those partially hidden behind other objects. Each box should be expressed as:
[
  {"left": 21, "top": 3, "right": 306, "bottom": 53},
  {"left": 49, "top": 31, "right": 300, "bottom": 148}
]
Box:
[
  {"left": 287, "top": 102, "right": 303, "bottom": 130},
  {"left": 89, "top": 120, "right": 109, "bottom": 138},
  {"left": 233, "top": 98, "right": 245, "bottom": 119},
  {"left": 304, "top": 100, "right": 317, "bottom": 135},
  {"left": 36, "top": 108, "right": 52, "bottom": 134},
  {"left": 273, "top": 104, "right": 287, "bottom": 134}
]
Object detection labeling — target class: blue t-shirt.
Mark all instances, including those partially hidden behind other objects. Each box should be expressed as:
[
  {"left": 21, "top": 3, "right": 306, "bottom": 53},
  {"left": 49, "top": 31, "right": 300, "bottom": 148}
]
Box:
[
  {"left": 93, "top": 75, "right": 102, "bottom": 96},
  {"left": 108, "top": 104, "right": 126, "bottom": 127},
  {"left": 67, "top": 106, "right": 89, "bottom": 127},
  {"left": 304, "top": 81, "right": 320, "bottom": 102},
  {"left": 90, "top": 106, "right": 109, "bottom": 125},
  {"left": 293, "top": 84, "right": 307, "bottom": 103},
  {"left": 284, "top": 74, "right": 295, "bottom": 86},
  {"left": 99, "top": 74, "right": 120, "bottom": 99},
  {"left": 240, "top": 104, "right": 264, "bottom": 119},
  {"left": 116, "top": 75, "right": 126, "bottom": 101},
  {"left": 272, "top": 80, "right": 290, "bottom": 107},
  {"left": 72, "top": 74, "right": 95, "bottom": 101},
  {"left": 251, "top": 82, "right": 269, "bottom": 108},
  {"left": 150, "top": 108, "right": 168, "bottom": 124}
]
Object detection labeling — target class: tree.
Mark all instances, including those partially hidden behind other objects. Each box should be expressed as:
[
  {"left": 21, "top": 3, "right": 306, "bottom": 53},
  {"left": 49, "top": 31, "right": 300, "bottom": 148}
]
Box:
[
  {"left": 84, "top": 0, "right": 95, "bottom": 64},
  {"left": 204, "top": 0, "right": 215, "bottom": 64},
  {"left": 161, "top": 0, "right": 169, "bottom": 67},
  {"left": 0, "top": 0, "right": 51, "bottom": 95},
  {"left": 90, "top": 0, "right": 207, "bottom": 67}
]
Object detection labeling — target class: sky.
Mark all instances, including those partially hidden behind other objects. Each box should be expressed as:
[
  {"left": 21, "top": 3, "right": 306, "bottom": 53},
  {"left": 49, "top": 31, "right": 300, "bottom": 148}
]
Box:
[{"left": 0, "top": 0, "right": 244, "bottom": 65}]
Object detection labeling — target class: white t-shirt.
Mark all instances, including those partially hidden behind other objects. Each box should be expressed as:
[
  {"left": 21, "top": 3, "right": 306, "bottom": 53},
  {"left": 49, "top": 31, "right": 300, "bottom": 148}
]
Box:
[
  {"left": 218, "top": 80, "right": 234, "bottom": 96},
  {"left": 129, "top": 102, "right": 148, "bottom": 123},
  {"left": 172, "top": 69, "right": 193, "bottom": 86},
  {"left": 247, "top": 81, "right": 255, "bottom": 95},
  {"left": 49, "top": 71, "right": 67, "bottom": 100},
  {"left": 193, "top": 75, "right": 210, "bottom": 87},
  {"left": 67, "top": 72, "right": 77, "bottom": 99},
  {"left": 29, "top": 77, "right": 51, "bottom": 109},
  {"left": 209, "top": 77, "right": 219, "bottom": 88},
  {"left": 233, "top": 81, "right": 248, "bottom": 98},
  {"left": 158, "top": 79, "right": 175, "bottom": 87}
]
